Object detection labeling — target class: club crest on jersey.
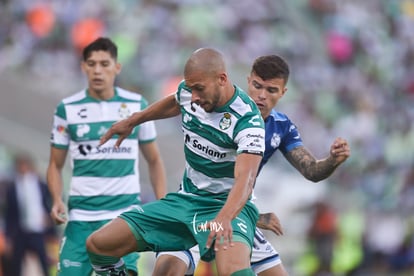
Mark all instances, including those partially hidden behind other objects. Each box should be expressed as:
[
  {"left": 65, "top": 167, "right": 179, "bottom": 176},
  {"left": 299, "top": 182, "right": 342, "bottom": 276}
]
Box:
[
  {"left": 219, "top": 113, "right": 232, "bottom": 130},
  {"left": 271, "top": 133, "right": 281, "bottom": 148},
  {"left": 118, "top": 103, "right": 131, "bottom": 119}
]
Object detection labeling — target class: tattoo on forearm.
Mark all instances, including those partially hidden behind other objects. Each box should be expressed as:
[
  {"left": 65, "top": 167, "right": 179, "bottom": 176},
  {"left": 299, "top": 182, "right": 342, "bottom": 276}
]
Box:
[{"left": 288, "top": 147, "right": 338, "bottom": 182}]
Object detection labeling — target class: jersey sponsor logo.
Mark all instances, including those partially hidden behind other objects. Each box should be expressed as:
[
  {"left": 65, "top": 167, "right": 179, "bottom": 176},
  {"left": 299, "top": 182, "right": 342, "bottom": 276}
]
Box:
[
  {"left": 246, "top": 133, "right": 264, "bottom": 150},
  {"left": 118, "top": 103, "right": 131, "bottom": 119},
  {"left": 219, "top": 113, "right": 232, "bottom": 130},
  {"left": 246, "top": 133, "right": 264, "bottom": 140},
  {"left": 62, "top": 259, "right": 82, "bottom": 268},
  {"left": 77, "top": 107, "right": 87, "bottom": 119},
  {"left": 78, "top": 144, "right": 132, "bottom": 156},
  {"left": 185, "top": 134, "right": 226, "bottom": 159},
  {"left": 192, "top": 212, "right": 224, "bottom": 234},
  {"left": 98, "top": 126, "right": 108, "bottom": 136},
  {"left": 76, "top": 124, "right": 90, "bottom": 137},
  {"left": 271, "top": 133, "right": 281, "bottom": 149},
  {"left": 78, "top": 144, "right": 93, "bottom": 156},
  {"left": 248, "top": 114, "right": 261, "bottom": 126}
]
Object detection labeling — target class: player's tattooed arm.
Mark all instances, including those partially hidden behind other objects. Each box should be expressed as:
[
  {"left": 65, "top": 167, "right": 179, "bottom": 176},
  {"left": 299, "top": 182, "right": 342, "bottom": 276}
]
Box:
[
  {"left": 257, "top": 213, "right": 283, "bottom": 235},
  {"left": 284, "top": 146, "right": 340, "bottom": 182}
]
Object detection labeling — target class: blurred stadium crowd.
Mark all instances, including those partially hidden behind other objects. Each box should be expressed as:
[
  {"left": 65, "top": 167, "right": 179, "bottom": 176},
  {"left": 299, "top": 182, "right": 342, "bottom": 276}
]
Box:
[{"left": 0, "top": 0, "right": 413, "bottom": 275}]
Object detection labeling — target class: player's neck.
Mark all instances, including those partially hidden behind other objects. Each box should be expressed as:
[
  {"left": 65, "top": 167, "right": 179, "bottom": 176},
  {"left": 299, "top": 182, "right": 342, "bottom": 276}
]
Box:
[
  {"left": 218, "top": 83, "right": 235, "bottom": 107},
  {"left": 88, "top": 87, "right": 115, "bottom": 101}
]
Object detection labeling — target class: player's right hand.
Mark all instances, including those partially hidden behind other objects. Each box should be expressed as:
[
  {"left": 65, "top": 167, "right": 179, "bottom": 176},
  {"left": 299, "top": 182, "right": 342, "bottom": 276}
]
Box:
[{"left": 99, "top": 118, "right": 134, "bottom": 147}]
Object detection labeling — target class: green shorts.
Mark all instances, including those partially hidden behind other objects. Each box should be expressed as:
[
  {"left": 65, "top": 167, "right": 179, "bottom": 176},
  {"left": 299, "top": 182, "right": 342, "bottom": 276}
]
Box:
[
  {"left": 58, "top": 220, "right": 139, "bottom": 275},
  {"left": 120, "top": 192, "right": 259, "bottom": 262}
]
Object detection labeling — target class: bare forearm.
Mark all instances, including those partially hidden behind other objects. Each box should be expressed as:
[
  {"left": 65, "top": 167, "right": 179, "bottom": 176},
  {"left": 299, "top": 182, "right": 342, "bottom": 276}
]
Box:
[
  {"left": 219, "top": 154, "right": 260, "bottom": 219},
  {"left": 287, "top": 147, "right": 340, "bottom": 182},
  {"left": 129, "top": 94, "right": 180, "bottom": 126},
  {"left": 148, "top": 161, "right": 167, "bottom": 199},
  {"left": 47, "top": 166, "right": 64, "bottom": 203},
  {"left": 220, "top": 177, "right": 254, "bottom": 220}
]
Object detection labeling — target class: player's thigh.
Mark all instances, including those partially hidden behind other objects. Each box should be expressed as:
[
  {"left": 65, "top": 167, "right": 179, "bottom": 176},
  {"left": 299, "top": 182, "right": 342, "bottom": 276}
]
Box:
[
  {"left": 58, "top": 221, "right": 94, "bottom": 276},
  {"left": 215, "top": 241, "right": 251, "bottom": 275},
  {"left": 121, "top": 195, "right": 197, "bottom": 252}
]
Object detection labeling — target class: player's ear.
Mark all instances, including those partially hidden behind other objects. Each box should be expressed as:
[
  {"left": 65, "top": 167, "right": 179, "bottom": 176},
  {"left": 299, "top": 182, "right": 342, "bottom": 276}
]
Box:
[
  {"left": 281, "top": 87, "right": 288, "bottom": 96},
  {"left": 217, "top": 72, "right": 227, "bottom": 86},
  {"left": 80, "top": 62, "right": 86, "bottom": 73},
  {"left": 116, "top": 62, "right": 122, "bottom": 75}
]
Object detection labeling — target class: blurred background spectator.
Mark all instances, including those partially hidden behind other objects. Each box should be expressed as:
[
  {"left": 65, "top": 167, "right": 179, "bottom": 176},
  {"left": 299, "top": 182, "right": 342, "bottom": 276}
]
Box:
[
  {"left": 0, "top": 0, "right": 413, "bottom": 275},
  {"left": 1, "top": 153, "right": 56, "bottom": 275}
]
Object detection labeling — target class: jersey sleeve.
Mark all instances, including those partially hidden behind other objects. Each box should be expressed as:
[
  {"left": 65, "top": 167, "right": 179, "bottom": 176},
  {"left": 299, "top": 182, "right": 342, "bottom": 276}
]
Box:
[
  {"left": 174, "top": 80, "right": 186, "bottom": 105},
  {"left": 138, "top": 96, "right": 157, "bottom": 143},
  {"left": 279, "top": 119, "right": 303, "bottom": 154},
  {"left": 138, "top": 121, "right": 156, "bottom": 143},
  {"left": 234, "top": 113, "right": 265, "bottom": 156},
  {"left": 50, "top": 102, "right": 70, "bottom": 149}
]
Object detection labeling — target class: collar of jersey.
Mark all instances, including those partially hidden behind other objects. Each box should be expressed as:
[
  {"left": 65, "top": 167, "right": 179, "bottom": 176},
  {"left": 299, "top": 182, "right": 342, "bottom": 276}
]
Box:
[{"left": 85, "top": 87, "right": 120, "bottom": 102}]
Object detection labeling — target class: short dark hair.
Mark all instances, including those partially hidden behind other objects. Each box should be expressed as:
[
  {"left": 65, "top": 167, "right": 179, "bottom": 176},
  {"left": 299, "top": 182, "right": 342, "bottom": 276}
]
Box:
[
  {"left": 251, "top": 55, "right": 290, "bottom": 84},
  {"left": 82, "top": 37, "right": 118, "bottom": 61}
]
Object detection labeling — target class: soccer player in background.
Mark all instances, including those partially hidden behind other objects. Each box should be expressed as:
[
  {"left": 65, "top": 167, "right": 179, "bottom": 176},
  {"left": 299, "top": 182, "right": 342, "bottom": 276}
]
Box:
[{"left": 46, "top": 37, "right": 167, "bottom": 276}]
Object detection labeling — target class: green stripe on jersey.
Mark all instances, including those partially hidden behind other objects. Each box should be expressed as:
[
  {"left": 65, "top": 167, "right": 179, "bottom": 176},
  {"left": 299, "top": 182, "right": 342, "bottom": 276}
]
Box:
[
  {"left": 67, "top": 121, "right": 139, "bottom": 141},
  {"left": 73, "top": 159, "right": 135, "bottom": 177},
  {"left": 184, "top": 147, "right": 234, "bottom": 178},
  {"left": 68, "top": 193, "right": 140, "bottom": 211},
  {"left": 55, "top": 101, "right": 67, "bottom": 119},
  {"left": 181, "top": 176, "right": 228, "bottom": 200}
]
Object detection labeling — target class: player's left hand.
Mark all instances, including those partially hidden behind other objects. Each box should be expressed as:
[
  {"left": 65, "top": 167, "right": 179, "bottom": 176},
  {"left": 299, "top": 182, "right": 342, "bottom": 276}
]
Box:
[
  {"left": 329, "top": 137, "right": 350, "bottom": 164},
  {"left": 256, "top": 212, "right": 283, "bottom": 235}
]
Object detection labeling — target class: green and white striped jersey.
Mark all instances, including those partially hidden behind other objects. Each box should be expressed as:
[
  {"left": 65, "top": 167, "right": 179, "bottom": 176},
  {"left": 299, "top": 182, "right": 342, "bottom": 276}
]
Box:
[
  {"left": 50, "top": 87, "right": 156, "bottom": 221},
  {"left": 176, "top": 81, "right": 265, "bottom": 200}
]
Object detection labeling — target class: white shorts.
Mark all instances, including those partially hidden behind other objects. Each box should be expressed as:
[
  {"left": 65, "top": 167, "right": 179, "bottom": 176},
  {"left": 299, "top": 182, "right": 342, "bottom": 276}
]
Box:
[
  {"left": 251, "top": 228, "right": 282, "bottom": 274},
  {"left": 156, "top": 228, "right": 281, "bottom": 275},
  {"left": 156, "top": 247, "right": 199, "bottom": 275}
]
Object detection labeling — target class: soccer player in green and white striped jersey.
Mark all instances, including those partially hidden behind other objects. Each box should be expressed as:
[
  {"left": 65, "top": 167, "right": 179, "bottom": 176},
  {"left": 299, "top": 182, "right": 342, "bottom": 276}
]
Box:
[
  {"left": 46, "top": 37, "right": 166, "bottom": 276},
  {"left": 86, "top": 48, "right": 265, "bottom": 276}
]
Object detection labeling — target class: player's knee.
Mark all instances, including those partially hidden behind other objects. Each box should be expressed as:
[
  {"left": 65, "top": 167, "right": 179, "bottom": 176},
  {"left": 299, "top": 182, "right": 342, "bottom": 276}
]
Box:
[
  {"left": 86, "top": 232, "right": 99, "bottom": 254},
  {"left": 230, "top": 268, "right": 255, "bottom": 276}
]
